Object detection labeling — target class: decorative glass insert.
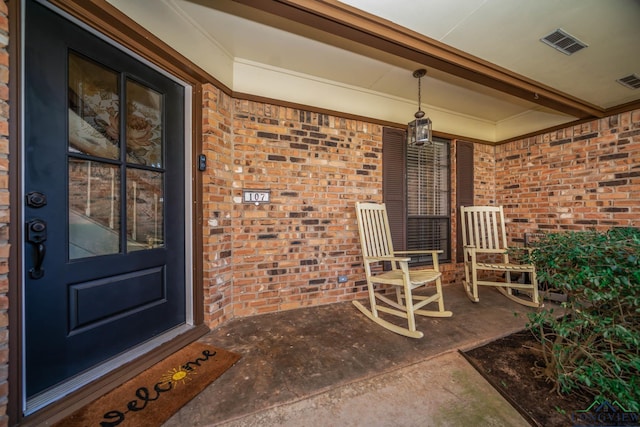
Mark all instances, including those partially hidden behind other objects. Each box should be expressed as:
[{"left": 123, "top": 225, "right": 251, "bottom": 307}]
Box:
[
  {"left": 67, "top": 55, "right": 167, "bottom": 257},
  {"left": 68, "top": 52, "right": 120, "bottom": 159},
  {"left": 126, "top": 79, "right": 163, "bottom": 167}
]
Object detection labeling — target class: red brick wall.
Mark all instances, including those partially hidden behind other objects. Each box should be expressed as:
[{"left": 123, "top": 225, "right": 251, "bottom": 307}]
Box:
[
  {"left": 202, "top": 85, "right": 235, "bottom": 327},
  {"left": 471, "top": 142, "right": 497, "bottom": 205},
  {"left": 496, "top": 110, "right": 640, "bottom": 245},
  {"left": 227, "top": 100, "right": 381, "bottom": 316}
]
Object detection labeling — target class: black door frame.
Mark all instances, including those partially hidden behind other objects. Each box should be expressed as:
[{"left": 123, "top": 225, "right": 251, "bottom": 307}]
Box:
[{"left": 8, "top": 0, "right": 208, "bottom": 424}]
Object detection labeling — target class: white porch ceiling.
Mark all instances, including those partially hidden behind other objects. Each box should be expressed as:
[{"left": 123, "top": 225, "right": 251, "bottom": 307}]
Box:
[{"left": 107, "top": 0, "right": 640, "bottom": 143}]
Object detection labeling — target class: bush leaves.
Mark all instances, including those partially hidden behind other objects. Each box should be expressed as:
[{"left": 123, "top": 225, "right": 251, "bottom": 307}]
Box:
[{"left": 525, "top": 228, "right": 640, "bottom": 412}]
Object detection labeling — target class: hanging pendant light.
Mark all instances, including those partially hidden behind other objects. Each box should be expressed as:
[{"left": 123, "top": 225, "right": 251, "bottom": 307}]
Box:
[{"left": 407, "top": 68, "right": 432, "bottom": 147}]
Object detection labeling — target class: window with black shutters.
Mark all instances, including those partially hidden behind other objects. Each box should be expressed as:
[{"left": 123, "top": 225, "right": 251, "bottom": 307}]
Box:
[{"left": 383, "top": 127, "right": 451, "bottom": 265}]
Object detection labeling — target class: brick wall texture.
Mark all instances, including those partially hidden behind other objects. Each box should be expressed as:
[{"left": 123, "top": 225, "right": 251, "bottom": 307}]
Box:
[
  {"left": 496, "top": 110, "right": 640, "bottom": 244},
  {"left": 201, "top": 86, "right": 235, "bottom": 328},
  {"left": 3, "top": 6, "right": 640, "bottom": 421},
  {"left": 203, "top": 85, "right": 383, "bottom": 323},
  {"left": 201, "top": 83, "right": 640, "bottom": 325}
]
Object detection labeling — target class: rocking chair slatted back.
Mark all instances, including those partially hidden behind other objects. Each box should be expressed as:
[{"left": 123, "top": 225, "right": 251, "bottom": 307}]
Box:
[
  {"left": 463, "top": 207, "right": 508, "bottom": 253},
  {"left": 356, "top": 204, "right": 394, "bottom": 259}
]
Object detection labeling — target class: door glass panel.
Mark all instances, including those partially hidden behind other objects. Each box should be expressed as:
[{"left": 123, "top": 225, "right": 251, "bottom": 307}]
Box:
[
  {"left": 68, "top": 52, "right": 120, "bottom": 159},
  {"left": 126, "top": 79, "right": 163, "bottom": 167},
  {"left": 127, "top": 168, "right": 164, "bottom": 251},
  {"left": 69, "top": 158, "right": 121, "bottom": 259}
]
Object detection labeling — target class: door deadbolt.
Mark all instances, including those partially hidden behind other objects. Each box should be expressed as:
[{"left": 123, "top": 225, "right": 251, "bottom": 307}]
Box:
[
  {"left": 26, "top": 192, "right": 47, "bottom": 208},
  {"left": 27, "top": 219, "right": 47, "bottom": 243}
]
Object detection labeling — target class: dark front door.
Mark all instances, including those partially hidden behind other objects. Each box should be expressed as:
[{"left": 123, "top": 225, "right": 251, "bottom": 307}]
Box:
[{"left": 24, "top": 1, "right": 186, "bottom": 400}]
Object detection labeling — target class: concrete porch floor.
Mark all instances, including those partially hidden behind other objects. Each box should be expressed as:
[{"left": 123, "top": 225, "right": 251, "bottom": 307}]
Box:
[{"left": 164, "top": 284, "right": 542, "bottom": 426}]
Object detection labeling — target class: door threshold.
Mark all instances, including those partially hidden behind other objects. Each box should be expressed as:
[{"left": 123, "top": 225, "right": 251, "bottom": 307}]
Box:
[{"left": 24, "top": 323, "right": 205, "bottom": 416}]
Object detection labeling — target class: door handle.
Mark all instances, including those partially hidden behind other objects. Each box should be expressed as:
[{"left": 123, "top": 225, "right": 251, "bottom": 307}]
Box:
[
  {"left": 27, "top": 219, "right": 47, "bottom": 279},
  {"left": 30, "top": 243, "right": 46, "bottom": 279}
]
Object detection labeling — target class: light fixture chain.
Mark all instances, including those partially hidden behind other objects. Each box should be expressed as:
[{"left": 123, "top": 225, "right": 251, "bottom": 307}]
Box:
[{"left": 418, "top": 76, "right": 422, "bottom": 111}]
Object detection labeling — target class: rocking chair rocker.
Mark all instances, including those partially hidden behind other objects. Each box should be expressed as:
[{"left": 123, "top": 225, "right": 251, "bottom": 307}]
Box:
[
  {"left": 460, "top": 205, "right": 541, "bottom": 308},
  {"left": 353, "top": 202, "right": 452, "bottom": 338}
]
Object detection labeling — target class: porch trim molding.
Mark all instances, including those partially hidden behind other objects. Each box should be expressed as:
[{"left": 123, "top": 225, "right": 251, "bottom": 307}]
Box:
[{"left": 234, "top": 0, "right": 605, "bottom": 120}]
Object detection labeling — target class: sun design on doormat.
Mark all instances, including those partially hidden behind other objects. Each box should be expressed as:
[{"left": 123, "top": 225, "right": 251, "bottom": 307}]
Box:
[{"left": 160, "top": 365, "right": 197, "bottom": 387}]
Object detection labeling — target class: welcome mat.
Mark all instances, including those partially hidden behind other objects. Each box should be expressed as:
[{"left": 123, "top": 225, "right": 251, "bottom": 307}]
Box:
[{"left": 56, "top": 342, "right": 241, "bottom": 427}]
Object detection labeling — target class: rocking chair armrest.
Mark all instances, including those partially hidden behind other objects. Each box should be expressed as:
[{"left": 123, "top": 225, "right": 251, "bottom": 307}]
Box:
[
  {"left": 394, "top": 250, "right": 443, "bottom": 256},
  {"left": 466, "top": 246, "right": 508, "bottom": 255},
  {"left": 394, "top": 250, "right": 442, "bottom": 270},
  {"left": 365, "top": 256, "right": 411, "bottom": 263}
]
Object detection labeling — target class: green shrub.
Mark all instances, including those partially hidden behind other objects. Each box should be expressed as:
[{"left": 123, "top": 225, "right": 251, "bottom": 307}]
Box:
[{"left": 525, "top": 227, "right": 640, "bottom": 411}]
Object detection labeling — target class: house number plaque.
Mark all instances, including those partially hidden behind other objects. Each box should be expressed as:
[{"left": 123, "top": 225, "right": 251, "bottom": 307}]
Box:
[{"left": 243, "top": 189, "right": 271, "bottom": 204}]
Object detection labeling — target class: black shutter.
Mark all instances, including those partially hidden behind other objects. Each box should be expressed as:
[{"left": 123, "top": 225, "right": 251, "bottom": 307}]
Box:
[
  {"left": 456, "top": 140, "right": 474, "bottom": 262},
  {"left": 383, "top": 127, "right": 407, "bottom": 251}
]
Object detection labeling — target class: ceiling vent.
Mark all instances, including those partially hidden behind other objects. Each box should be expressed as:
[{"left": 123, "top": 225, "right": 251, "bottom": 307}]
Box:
[
  {"left": 617, "top": 74, "right": 640, "bottom": 90},
  {"left": 540, "top": 29, "right": 587, "bottom": 55}
]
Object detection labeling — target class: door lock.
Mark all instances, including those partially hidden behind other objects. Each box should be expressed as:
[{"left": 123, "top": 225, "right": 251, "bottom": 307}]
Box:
[
  {"left": 26, "top": 191, "right": 47, "bottom": 208},
  {"left": 26, "top": 219, "right": 47, "bottom": 279}
]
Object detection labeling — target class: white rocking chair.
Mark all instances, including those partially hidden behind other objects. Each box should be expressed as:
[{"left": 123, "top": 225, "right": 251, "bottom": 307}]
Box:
[
  {"left": 353, "top": 202, "right": 452, "bottom": 338},
  {"left": 460, "top": 205, "right": 541, "bottom": 308}
]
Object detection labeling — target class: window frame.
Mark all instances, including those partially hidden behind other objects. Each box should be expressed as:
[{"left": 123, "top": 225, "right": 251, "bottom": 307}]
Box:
[
  {"left": 406, "top": 137, "right": 451, "bottom": 265},
  {"left": 382, "top": 127, "right": 451, "bottom": 265}
]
